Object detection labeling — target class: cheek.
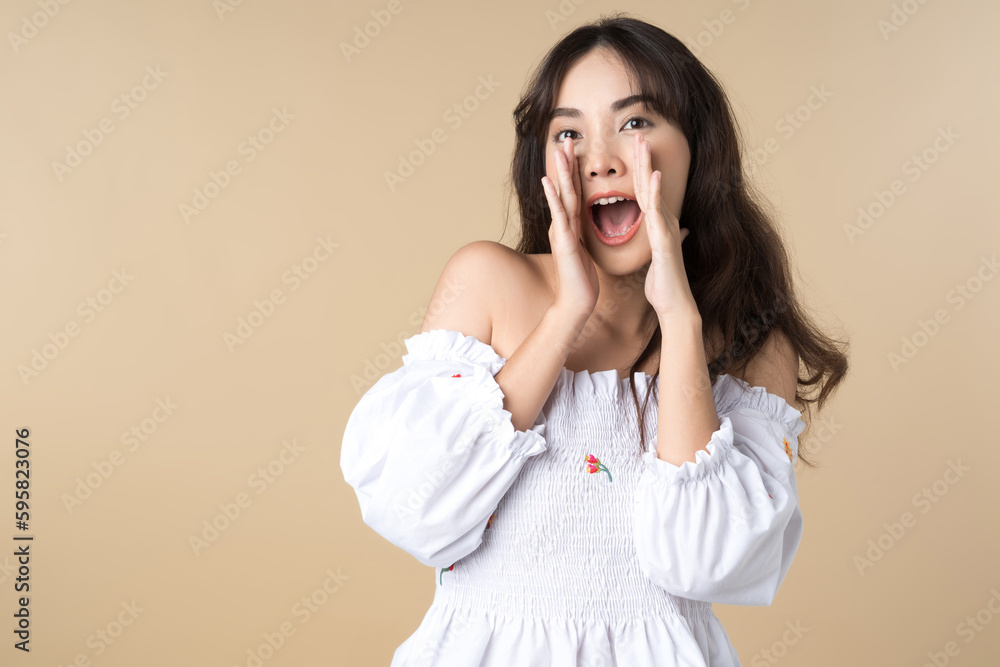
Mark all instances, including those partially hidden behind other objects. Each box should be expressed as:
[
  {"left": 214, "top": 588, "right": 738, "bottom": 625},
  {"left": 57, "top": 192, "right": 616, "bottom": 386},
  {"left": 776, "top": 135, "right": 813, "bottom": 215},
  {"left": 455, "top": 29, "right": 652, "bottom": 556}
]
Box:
[{"left": 650, "top": 133, "right": 686, "bottom": 162}]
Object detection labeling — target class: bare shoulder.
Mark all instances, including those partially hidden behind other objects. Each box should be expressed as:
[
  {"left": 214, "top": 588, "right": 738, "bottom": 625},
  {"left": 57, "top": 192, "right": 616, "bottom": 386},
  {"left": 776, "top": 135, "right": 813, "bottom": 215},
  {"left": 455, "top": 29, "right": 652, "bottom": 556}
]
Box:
[
  {"left": 732, "top": 328, "right": 800, "bottom": 407},
  {"left": 419, "top": 241, "right": 543, "bottom": 348}
]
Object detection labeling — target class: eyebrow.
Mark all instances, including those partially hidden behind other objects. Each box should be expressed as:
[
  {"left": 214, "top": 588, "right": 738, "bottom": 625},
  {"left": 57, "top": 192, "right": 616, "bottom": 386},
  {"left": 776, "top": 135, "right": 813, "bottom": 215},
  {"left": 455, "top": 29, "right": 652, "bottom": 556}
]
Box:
[{"left": 548, "top": 94, "right": 656, "bottom": 121}]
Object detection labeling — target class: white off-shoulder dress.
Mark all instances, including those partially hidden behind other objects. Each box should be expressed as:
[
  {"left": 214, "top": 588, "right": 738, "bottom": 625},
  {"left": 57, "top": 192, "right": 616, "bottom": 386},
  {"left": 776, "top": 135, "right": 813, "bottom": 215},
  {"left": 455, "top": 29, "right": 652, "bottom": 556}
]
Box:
[{"left": 340, "top": 328, "right": 807, "bottom": 666}]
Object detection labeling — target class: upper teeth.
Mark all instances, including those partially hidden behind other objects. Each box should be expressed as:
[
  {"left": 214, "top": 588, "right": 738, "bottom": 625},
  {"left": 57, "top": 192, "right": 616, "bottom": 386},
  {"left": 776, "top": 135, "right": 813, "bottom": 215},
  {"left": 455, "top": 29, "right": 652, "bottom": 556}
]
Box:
[{"left": 594, "top": 196, "right": 630, "bottom": 205}]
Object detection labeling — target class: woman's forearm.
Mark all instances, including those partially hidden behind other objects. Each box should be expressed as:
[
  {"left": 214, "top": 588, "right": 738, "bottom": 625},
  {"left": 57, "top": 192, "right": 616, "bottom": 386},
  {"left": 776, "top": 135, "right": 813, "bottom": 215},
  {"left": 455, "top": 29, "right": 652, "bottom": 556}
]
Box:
[
  {"left": 656, "top": 312, "right": 721, "bottom": 466},
  {"left": 495, "top": 306, "right": 588, "bottom": 432}
]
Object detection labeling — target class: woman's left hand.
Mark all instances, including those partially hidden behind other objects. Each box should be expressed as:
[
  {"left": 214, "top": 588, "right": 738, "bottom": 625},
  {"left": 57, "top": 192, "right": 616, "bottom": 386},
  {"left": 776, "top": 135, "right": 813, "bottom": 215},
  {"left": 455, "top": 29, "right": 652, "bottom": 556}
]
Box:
[{"left": 633, "top": 133, "right": 699, "bottom": 322}]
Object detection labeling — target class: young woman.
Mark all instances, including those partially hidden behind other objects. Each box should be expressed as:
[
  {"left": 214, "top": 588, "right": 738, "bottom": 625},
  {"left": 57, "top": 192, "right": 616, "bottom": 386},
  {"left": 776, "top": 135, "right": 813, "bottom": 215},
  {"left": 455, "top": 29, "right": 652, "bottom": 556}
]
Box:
[{"left": 342, "top": 13, "right": 849, "bottom": 666}]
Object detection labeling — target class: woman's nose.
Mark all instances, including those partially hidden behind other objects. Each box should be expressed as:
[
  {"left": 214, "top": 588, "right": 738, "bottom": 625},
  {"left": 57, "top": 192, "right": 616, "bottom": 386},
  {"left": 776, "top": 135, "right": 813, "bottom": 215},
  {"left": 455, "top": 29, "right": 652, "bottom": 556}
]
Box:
[{"left": 582, "top": 141, "right": 626, "bottom": 178}]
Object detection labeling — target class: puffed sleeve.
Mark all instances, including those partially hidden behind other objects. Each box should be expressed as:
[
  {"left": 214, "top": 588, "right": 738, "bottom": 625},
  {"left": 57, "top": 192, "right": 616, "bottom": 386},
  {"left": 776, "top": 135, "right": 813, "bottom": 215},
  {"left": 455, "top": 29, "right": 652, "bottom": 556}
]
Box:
[
  {"left": 632, "top": 373, "right": 807, "bottom": 606},
  {"left": 340, "top": 328, "right": 547, "bottom": 568}
]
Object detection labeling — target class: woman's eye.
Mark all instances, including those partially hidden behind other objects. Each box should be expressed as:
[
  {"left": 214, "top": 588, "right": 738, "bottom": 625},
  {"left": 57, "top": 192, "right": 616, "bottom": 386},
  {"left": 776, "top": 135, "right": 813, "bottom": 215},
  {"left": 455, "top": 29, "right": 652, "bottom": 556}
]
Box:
[{"left": 552, "top": 117, "right": 650, "bottom": 143}]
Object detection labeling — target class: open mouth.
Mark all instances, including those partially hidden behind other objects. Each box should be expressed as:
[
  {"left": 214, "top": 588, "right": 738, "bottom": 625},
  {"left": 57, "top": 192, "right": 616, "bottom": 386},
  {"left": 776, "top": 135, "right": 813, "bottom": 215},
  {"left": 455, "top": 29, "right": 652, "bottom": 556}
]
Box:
[{"left": 588, "top": 195, "right": 643, "bottom": 245}]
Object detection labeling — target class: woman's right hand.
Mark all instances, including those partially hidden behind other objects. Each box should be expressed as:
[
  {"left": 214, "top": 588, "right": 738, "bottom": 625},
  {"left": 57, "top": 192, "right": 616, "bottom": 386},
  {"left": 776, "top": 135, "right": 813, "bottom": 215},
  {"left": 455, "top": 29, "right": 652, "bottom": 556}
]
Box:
[{"left": 541, "top": 136, "right": 600, "bottom": 322}]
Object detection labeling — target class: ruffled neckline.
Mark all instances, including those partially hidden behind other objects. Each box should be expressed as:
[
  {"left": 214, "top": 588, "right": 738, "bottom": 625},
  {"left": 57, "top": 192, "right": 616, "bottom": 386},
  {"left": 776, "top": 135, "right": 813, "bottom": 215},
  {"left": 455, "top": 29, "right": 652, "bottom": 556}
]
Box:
[
  {"left": 402, "top": 329, "right": 805, "bottom": 430},
  {"left": 404, "top": 329, "right": 653, "bottom": 400},
  {"left": 712, "top": 372, "right": 807, "bottom": 437},
  {"left": 557, "top": 366, "right": 652, "bottom": 400},
  {"left": 403, "top": 328, "right": 507, "bottom": 375}
]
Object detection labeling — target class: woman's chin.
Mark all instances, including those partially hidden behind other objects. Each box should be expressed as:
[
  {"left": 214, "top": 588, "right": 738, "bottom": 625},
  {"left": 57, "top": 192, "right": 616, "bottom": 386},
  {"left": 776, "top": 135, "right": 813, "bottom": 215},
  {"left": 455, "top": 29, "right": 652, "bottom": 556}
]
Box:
[{"left": 585, "top": 240, "right": 652, "bottom": 278}]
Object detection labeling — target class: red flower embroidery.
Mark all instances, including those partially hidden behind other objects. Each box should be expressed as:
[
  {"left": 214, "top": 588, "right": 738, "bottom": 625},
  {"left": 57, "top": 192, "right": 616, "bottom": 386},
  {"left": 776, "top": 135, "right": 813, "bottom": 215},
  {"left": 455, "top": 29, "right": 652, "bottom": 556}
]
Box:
[
  {"left": 451, "top": 373, "right": 462, "bottom": 378},
  {"left": 585, "top": 454, "right": 613, "bottom": 483}
]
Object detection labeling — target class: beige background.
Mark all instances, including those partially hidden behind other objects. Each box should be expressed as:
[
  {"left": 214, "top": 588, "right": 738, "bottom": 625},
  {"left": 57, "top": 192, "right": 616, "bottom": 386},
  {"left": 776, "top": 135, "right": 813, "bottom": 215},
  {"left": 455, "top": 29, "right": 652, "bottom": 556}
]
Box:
[{"left": 1, "top": 0, "right": 998, "bottom": 664}]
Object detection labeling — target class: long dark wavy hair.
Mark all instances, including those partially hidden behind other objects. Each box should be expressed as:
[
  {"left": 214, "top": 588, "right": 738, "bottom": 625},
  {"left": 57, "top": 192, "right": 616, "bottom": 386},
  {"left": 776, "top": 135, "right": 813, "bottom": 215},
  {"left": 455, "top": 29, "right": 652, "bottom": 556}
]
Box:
[{"left": 500, "top": 13, "right": 849, "bottom": 468}]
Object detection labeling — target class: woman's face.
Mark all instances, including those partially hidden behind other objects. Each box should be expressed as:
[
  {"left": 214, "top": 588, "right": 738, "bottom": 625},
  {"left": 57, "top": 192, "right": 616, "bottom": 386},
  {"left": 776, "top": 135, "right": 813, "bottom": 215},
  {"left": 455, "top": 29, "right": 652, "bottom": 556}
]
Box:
[{"left": 544, "top": 47, "right": 691, "bottom": 276}]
